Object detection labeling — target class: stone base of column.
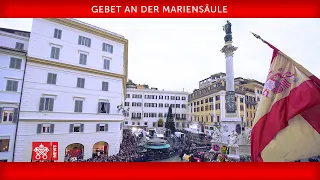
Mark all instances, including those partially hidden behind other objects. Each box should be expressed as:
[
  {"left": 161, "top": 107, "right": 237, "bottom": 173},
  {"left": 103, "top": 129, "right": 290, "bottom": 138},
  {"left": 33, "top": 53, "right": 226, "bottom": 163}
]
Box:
[
  {"left": 225, "top": 91, "right": 236, "bottom": 114},
  {"left": 221, "top": 117, "right": 242, "bottom": 141},
  {"left": 225, "top": 113, "right": 237, "bottom": 118}
]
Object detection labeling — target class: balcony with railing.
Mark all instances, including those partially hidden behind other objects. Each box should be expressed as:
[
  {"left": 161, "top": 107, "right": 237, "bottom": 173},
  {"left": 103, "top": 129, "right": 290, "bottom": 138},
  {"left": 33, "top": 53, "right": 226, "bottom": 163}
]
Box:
[
  {"left": 131, "top": 117, "right": 142, "bottom": 120},
  {"left": 176, "top": 118, "right": 187, "bottom": 121},
  {"left": 189, "top": 85, "right": 247, "bottom": 101}
]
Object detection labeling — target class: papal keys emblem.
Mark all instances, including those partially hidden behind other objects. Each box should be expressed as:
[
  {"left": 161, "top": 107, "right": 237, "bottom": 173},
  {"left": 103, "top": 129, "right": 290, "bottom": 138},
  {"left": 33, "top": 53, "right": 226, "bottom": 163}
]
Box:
[
  {"left": 263, "top": 68, "right": 298, "bottom": 98},
  {"left": 33, "top": 143, "right": 50, "bottom": 160}
]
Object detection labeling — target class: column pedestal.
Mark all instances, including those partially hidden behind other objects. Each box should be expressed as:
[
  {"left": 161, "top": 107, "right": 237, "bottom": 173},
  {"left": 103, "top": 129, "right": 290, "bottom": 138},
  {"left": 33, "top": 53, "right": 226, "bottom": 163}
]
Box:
[{"left": 227, "top": 144, "right": 240, "bottom": 161}]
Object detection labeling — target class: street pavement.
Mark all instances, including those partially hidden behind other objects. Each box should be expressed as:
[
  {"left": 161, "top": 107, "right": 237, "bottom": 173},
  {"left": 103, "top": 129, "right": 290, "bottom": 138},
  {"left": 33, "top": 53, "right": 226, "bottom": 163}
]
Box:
[{"left": 154, "top": 155, "right": 182, "bottom": 162}]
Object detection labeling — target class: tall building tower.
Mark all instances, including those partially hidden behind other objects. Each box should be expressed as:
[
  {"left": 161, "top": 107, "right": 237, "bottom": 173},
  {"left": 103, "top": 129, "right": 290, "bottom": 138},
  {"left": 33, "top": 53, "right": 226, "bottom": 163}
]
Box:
[
  {"left": 0, "top": 28, "right": 30, "bottom": 162},
  {"left": 14, "top": 18, "right": 128, "bottom": 162}
]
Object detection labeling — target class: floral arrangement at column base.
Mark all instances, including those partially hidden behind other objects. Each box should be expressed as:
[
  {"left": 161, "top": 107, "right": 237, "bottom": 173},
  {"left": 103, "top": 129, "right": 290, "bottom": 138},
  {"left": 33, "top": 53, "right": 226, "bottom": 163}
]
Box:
[{"left": 239, "top": 155, "right": 251, "bottom": 162}]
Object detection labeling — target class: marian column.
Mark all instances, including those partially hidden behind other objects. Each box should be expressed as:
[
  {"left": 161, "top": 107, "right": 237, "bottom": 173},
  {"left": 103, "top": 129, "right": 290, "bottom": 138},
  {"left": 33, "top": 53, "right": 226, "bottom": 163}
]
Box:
[
  {"left": 221, "top": 21, "right": 238, "bottom": 117},
  {"left": 220, "top": 21, "right": 242, "bottom": 161},
  {"left": 220, "top": 21, "right": 242, "bottom": 143},
  {"left": 211, "top": 21, "right": 242, "bottom": 161}
]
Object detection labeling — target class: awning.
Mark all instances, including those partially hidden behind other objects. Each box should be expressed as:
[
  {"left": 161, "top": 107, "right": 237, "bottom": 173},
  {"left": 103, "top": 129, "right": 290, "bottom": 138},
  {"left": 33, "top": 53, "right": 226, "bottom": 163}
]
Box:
[{"left": 144, "top": 144, "right": 170, "bottom": 150}]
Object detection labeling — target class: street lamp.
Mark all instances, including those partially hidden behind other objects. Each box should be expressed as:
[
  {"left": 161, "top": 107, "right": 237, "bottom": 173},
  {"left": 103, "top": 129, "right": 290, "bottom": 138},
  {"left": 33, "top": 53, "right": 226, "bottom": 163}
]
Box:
[{"left": 117, "top": 104, "right": 130, "bottom": 116}]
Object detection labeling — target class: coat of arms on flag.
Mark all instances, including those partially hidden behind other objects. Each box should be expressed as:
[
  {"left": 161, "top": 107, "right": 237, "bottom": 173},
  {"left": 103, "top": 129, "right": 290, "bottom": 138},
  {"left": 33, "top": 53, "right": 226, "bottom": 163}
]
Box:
[
  {"left": 250, "top": 32, "right": 320, "bottom": 162},
  {"left": 263, "top": 69, "right": 296, "bottom": 98}
]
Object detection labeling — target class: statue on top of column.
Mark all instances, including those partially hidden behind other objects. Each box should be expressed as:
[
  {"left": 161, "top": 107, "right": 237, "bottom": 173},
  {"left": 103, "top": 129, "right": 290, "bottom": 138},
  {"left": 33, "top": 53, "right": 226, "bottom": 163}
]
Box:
[{"left": 223, "top": 20, "right": 233, "bottom": 43}]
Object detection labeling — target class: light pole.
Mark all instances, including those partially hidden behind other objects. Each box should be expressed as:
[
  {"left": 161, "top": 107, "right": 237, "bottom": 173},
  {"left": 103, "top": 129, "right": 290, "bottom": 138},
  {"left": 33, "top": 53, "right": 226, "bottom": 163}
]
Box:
[{"left": 117, "top": 104, "right": 130, "bottom": 116}]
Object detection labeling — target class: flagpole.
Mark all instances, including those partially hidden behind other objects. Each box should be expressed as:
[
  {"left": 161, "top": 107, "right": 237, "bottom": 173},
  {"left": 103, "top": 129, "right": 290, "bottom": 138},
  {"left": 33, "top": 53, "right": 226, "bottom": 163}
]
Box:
[
  {"left": 250, "top": 32, "right": 279, "bottom": 52},
  {"left": 250, "top": 32, "right": 264, "bottom": 41}
]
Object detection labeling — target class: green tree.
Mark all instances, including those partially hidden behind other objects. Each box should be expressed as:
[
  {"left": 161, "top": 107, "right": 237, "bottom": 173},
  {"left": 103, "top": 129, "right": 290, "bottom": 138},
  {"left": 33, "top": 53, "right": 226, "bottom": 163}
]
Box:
[
  {"left": 165, "top": 106, "right": 176, "bottom": 133},
  {"left": 158, "top": 119, "right": 164, "bottom": 127}
]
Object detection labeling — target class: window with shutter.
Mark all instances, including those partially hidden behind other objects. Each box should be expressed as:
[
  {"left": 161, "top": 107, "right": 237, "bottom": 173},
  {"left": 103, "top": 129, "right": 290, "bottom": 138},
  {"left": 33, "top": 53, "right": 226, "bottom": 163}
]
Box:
[
  {"left": 9, "top": 57, "right": 22, "bottom": 69},
  {"left": 102, "top": 43, "right": 113, "bottom": 53},
  {"left": 37, "top": 124, "right": 42, "bottom": 134},
  {"left": 54, "top": 29, "right": 62, "bottom": 39},
  {"left": 80, "top": 124, "right": 84, "bottom": 132},
  {"left": 78, "top": 36, "right": 91, "bottom": 47},
  {"left": 74, "top": 100, "right": 83, "bottom": 113},
  {"left": 15, "top": 42, "right": 24, "bottom": 50},
  {"left": 12, "top": 108, "right": 18, "bottom": 123},
  {"left": 54, "top": 47, "right": 59, "bottom": 59},
  {"left": 47, "top": 73, "right": 57, "bottom": 85},
  {"left": 1, "top": 108, "right": 14, "bottom": 123},
  {"left": 96, "top": 124, "right": 100, "bottom": 132},
  {"left": 39, "top": 98, "right": 45, "bottom": 111},
  {"left": 88, "top": 39, "right": 91, "bottom": 47},
  {"left": 69, "top": 124, "right": 74, "bottom": 133},
  {"left": 103, "top": 59, "right": 110, "bottom": 70},
  {"left": 6, "top": 80, "right": 18, "bottom": 92},
  {"left": 0, "top": 139, "right": 10, "bottom": 152},
  {"left": 48, "top": 98, "right": 54, "bottom": 111},
  {"left": 106, "top": 102, "right": 110, "bottom": 114},
  {"left": 105, "top": 124, "right": 108, "bottom": 131},
  {"left": 98, "top": 102, "right": 110, "bottom": 114},
  {"left": 77, "top": 78, "right": 85, "bottom": 88},
  {"left": 102, "top": 82, "right": 109, "bottom": 91},
  {"left": 50, "top": 47, "right": 60, "bottom": 60},
  {"left": 72, "top": 124, "right": 81, "bottom": 132},
  {"left": 50, "top": 124, "right": 55, "bottom": 133},
  {"left": 79, "top": 53, "right": 87, "bottom": 65},
  {"left": 98, "top": 124, "right": 105, "bottom": 132},
  {"left": 39, "top": 97, "right": 54, "bottom": 112},
  {"left": 41, "top": 124, "right": 51, "bottom": 133}
]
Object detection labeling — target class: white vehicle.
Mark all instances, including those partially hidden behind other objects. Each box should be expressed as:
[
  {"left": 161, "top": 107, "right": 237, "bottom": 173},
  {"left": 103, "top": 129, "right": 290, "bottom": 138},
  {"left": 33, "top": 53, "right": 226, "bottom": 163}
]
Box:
[
  {"left": 175, "top": 132, "right": 185, "bottom": 139},
  {"left": 147, "top": 128, "right": 156, "bottom": 137},
  {"left": 156, "top": 134, "right": 164, "bottom": 139}
]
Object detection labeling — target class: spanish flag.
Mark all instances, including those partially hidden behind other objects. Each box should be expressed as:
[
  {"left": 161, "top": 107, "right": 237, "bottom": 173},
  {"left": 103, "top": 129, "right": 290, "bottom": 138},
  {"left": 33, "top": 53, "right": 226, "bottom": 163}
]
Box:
[{"left": 251, "top": 33, "right": 320, "bottom": 162}]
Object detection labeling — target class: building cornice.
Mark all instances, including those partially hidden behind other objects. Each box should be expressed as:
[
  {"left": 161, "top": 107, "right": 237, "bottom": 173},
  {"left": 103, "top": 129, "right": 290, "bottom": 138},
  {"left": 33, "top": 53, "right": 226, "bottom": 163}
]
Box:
[
  {"left": 127, "top": 88, "right": 190, "bottom": 95},
  {"left": 43, "top": 18, "right": 128, "bottom": 97},
  {"left": 27, "top": 56, "right": 127, "bottom": 97},
  {"left": 0, "top": 47, "right": 27, "bottom": 57},
  {"left": 188, "top": 86, "right": 246, "bottom": 102},
  {"left": 0, "top": 31, "right": 30, "bottom": 41},
  {"left": 44, "top": 18, "right": 127, "bottom": 44},
  {"left": 0, "top": 101, "right": 19, "bottom": 105}
]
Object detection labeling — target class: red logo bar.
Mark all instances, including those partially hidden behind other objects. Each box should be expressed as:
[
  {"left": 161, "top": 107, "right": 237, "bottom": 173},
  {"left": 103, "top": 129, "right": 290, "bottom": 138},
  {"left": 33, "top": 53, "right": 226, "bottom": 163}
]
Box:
[
  {"left": 32, "top": 142, "right": 52, "bottom": 161},
  {"left": 51, "top": 142, "right": 59, "bottom": 161}
]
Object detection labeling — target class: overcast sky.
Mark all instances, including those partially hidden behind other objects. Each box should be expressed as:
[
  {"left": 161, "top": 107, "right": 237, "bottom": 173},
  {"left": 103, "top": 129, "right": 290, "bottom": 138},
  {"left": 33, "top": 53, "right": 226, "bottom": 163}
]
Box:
[{"left": 1, "top": 18, "right": 319, "bottom": 93}]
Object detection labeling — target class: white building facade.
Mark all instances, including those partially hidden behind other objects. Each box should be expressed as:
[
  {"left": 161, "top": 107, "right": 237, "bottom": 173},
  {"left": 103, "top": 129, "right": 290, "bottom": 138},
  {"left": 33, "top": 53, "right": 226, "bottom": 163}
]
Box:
[
  {"left": 0, "top": 28, "right": 29, "bottom": 162},
  {"left": 14, "top": 18, "right": 128, "bottom": 162},
  {"left": 124, "top": 88, "right": 189, "bottom": 130}
]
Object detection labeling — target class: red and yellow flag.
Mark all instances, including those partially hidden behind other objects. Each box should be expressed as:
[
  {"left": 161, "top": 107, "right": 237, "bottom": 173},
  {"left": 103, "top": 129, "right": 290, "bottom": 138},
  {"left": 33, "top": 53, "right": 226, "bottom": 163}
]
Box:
[{"left": 251, "top": 33, "right": 320, "bottom": 162}]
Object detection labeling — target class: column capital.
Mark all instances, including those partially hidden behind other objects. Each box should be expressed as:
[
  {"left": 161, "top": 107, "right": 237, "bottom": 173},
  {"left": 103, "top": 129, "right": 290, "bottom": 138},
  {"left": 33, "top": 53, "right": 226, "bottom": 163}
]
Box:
[{"left": 221, "top": 44, "right": 238, "bottom": 57}]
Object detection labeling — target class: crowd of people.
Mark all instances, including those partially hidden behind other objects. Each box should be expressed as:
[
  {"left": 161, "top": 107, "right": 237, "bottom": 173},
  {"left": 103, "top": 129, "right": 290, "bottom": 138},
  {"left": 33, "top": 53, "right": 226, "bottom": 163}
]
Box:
[
  {"left": 84, "top": 129, "right": 144, "bottom": 162},
  {"left": 39, "top": 128, "right": 320, "bottom": 162},
  {"left": 64, "top": 129, "right": 188, "bottom": 162}
]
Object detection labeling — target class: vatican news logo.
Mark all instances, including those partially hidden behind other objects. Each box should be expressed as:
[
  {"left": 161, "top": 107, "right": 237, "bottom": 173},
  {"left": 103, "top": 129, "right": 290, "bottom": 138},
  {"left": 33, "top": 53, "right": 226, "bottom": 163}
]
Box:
[{"left": 32, "top": 142, "right": 58, "bottom": 161}]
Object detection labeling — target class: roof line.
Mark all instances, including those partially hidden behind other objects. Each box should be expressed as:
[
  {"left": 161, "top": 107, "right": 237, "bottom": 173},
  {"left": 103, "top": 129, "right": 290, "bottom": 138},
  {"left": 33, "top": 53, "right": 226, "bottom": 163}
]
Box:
[
  {"left": 0, "top": 27, "right": 30, "bottom": 34},
  {"left": 70, "top": 18, "right": 125, "bottom": 38}
]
